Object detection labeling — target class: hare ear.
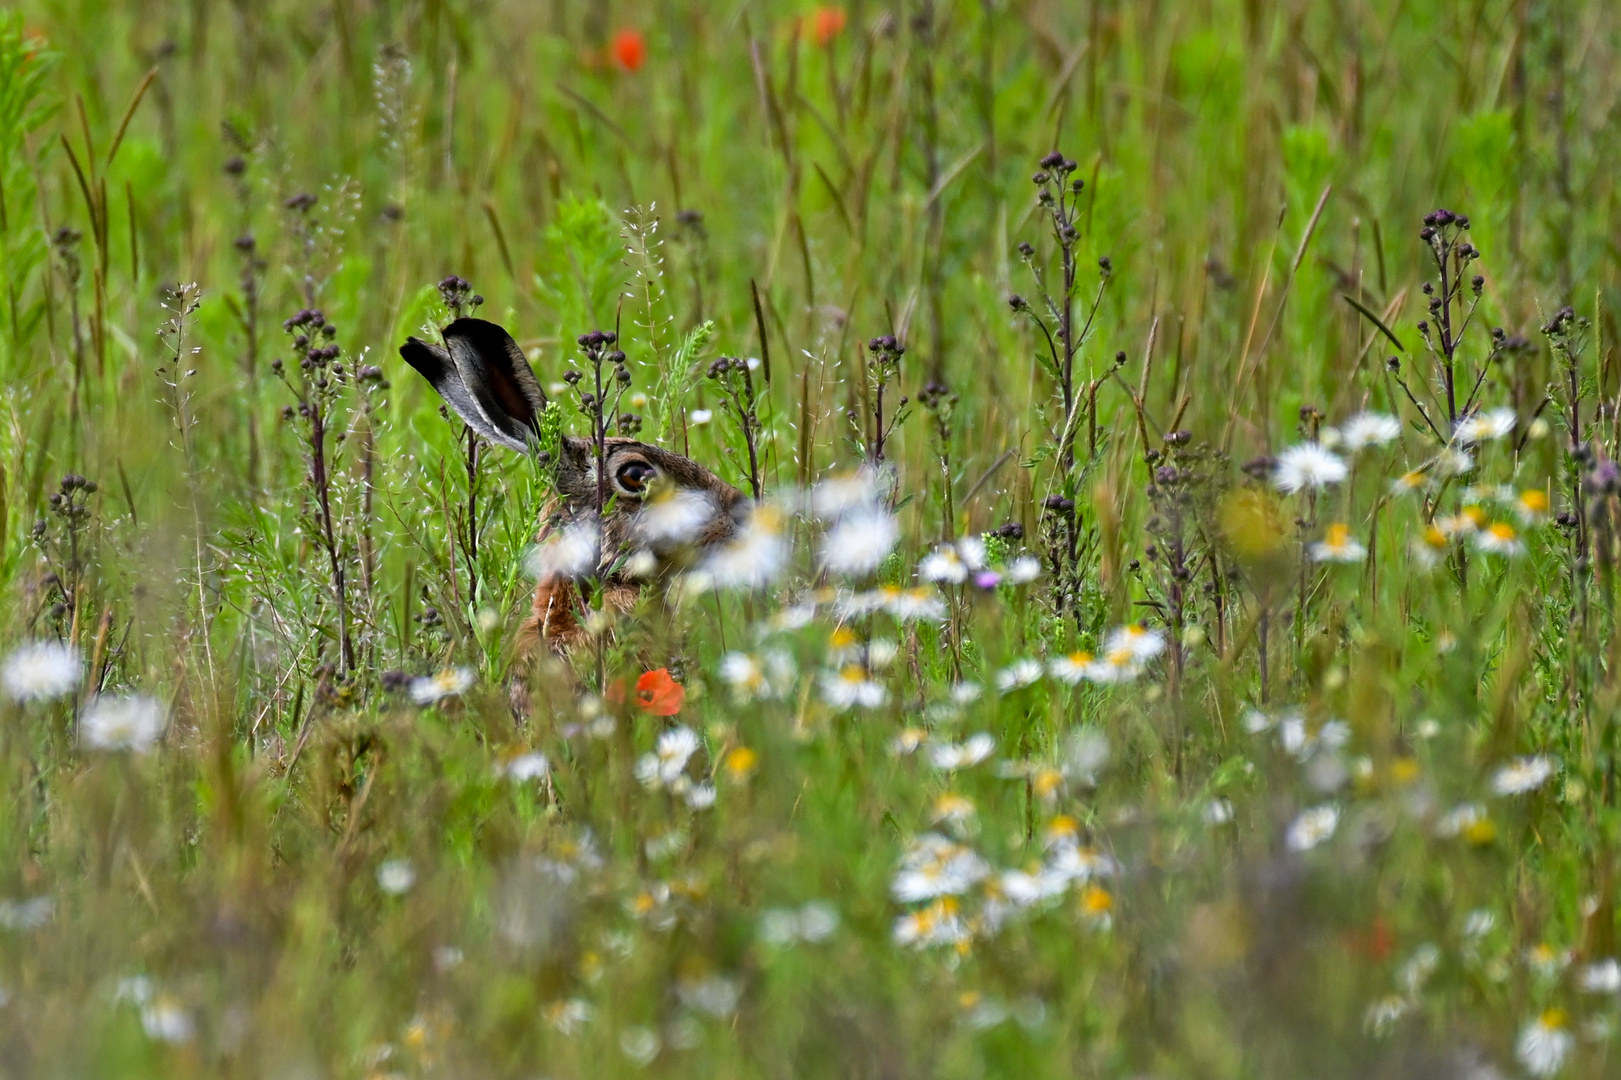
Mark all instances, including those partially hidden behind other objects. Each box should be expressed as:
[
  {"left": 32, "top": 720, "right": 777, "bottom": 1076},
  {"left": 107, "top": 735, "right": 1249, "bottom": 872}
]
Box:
[
  {"left": 399, "top": 336, "right": 527, "bottom": 450},
  {"left": 442, "top": 318, "right": 550, "bottom": 447}
]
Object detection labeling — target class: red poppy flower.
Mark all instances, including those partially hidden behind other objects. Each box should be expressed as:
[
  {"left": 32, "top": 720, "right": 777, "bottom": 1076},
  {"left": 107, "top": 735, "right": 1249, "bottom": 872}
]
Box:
[
  {"left": 1341, "top": 915, "right": 1395, "bottom": 961},
  {"left": 611, "top": 28, "right": 647, "bottom": 72},
  {"left": 634, "top": 668, "right": 684, "bottom": 715},
  {"left": 810, "top": 7, "right": 847, "bottom": 47}
]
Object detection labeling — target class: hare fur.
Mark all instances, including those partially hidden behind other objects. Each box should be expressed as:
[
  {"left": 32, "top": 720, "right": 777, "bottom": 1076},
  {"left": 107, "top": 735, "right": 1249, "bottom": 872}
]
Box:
[{"left": 399, "top": 317, "right": 747, "bottom": 653}]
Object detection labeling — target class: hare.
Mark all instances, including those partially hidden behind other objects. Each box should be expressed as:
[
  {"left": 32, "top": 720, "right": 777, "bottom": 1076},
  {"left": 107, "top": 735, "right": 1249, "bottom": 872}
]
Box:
[{"left": 399, "top": 317, "right": 748, "bottom": 652}]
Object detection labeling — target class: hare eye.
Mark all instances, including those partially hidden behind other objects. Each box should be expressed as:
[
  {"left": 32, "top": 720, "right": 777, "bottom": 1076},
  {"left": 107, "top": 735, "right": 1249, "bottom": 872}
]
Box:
[{"left": 615, "top": 461, "right": 656, "bottom": 493}]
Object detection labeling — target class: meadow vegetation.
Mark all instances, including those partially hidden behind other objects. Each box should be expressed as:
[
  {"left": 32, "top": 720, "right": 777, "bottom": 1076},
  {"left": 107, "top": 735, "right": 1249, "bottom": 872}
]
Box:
[{"left": 1, "top": 0, "right": 1621, "bottom": 1076}]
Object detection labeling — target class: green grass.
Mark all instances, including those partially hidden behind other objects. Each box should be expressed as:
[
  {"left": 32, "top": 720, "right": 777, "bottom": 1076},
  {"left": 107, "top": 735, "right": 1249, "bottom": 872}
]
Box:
[{"left": 0, "top": 0, "right": 1618, "bottom": 1076}]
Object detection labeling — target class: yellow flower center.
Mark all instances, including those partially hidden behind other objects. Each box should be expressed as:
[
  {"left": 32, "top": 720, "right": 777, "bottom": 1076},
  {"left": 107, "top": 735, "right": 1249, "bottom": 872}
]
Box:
[
  {"left": 1488, "top": 522, "right": 1517, "bottom": 542},
  {"left": 724, "top": 746, "right": 758, "bottom": 779},
  {"left": 1047, "top": 815, "right": 1079, "bottom": 839},
  {"left": 1324, "top": 523, "right": 1351, "bottom": 548},
  {"left": 1519, "top": 489, "right": 1549, "bottom": 514}
]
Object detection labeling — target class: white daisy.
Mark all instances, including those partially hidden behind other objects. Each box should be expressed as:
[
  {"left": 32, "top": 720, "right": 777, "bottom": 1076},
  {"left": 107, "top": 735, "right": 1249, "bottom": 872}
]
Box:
[
  {"left": 1045, "top": 842, "right": 1118, "bottom": 881},
  {"left": 376, "top": 859, "right": 416, "bottom": 895},
  {"left": 1390, "top": 470, "right": 1431, "bottom": 496},
  {"left": 1434, "top": 802, "right": 1488, "bottom": 838},
  {"left": 835, "top": 589, "right": 891, "bottom": 617},
  {"left": 892, "top": 834, "right": 990, "bottom": 901},
  {"left": 927, "top": 733, "right": 996, "bottom": 771},
  {"left": 931, "top": 792, "right": 977, "bottom": 827},
  {"left": 635, "top": 726, "right": 701, "bottom": 788},
  {"left": 1006, "top": 556, "right": 1042, "bottom": 583},
  {"left": 889, "top": 728, "right": 927, "bottom": 756},
  {"left": 140, "top": 997, "right": 195, "bottom": 1044},
  {"left": 0, "top": 896, "right": 52, "bottom": 929},
  {"left": 1463, "top": 909, "right": 1496, "bottom": 938},
  {"left": 1273, "top": 443, "right": 1348, "bottom": 494},
  {"left": 526, "top": 518, "right": 600, "bottom": 579},
  {"left": 1309, "top": 523, "right": 1366, "bottom": 563},
  {"left": 633, "top": 488, "right": 717, "bottom": 550},
  {"left": 1090, "top": 624, "right": 1166, "bottom": 681},
  {"left": 1581, "top": 959, "right": 1621, "bottom": 994},
  {"left": 770, "top": 601, "right": 818, "bottom": 630},
  {"left": 809, "top": 468, "right": 885, "bottom": 520},
  {"left": 1492, "top": 755, "right": 1555, "bottom": 795},
  {"left": 410, "top": 667, "right": 475, "bottom": 705},
  {"left": 883, "top": 586, "right": 947, "bottom": 621},
  {"left": 760, "top": 902, "right": 839, "bottom": 945},
  {"left": 820, "top": 506, "right": 899, "bottom": 575},
  {"left": 696, "top": 505, "right": 788, "bottom": 590},
  {"left": 1062, "top": 727, "right": 1110, "bottom": 785},
  {"left": 1516, "top": 1010, "right": 1574, "bottom": 1077},
  {"left": 1339, "top": 412, "right": 1401, "bottom": 451},
  {"left": 1087, "top": 650, "right": 1146, "bottom": 684},
  {"left": 995, "top": 659, "right": 1043, "bottom": 692},
  {"left": 1411, "top": 525, "right": 1451, "bottom": 568},
  {"left": 1047, "top": 651, "right": 1096, "bottom": 686},
  {"left": 1285, "top": 804, "right": 1339, "bottom": 852},
  {"left": 688, "top": 408, "right": 713, "bottom": 426},
  {"left": 1365, "top": 995, "right": 1410, "bottom": 1036},
  {"left": 1102, "top": 623, "right": 1166, "bottom": 664},
  {"left": 1473, "top": 521, "right": 1524, "bottom": 556},
  {"left": 892, "top": 899, "right": 971, "bottom": 948},
  {"left": 1, "top": 641, "right": 81, "bottom": 702},
  {"left": 1242, "top": 708, "right": 1276, "bottom": 733},
  {"left": 1437, "top": 504, "right": 1487, "bottom": 537},
  {"left": 866, "top": 639, "right": 899, "bottom": 669},
  {"left": 1510, "top": 488, "right": 1551, "bottom": 523},
  {"left": 1455, "top": 407, "right": 1516, "bottom": 444},
  {"left": 80, "top": 695, "right": 166, "bottom": 753},
  {"left": 918, "top": 537, "right": 988, "bottom": 583},
  {"left": 1435, "top": 447, "right": 1475, "bottom": 475},
  {"left": 918, "top": 547, "right": 966, "bottom": 583},
  {"left": 819, "top": 667, "right": 887, "bottom": 710},
  {"left": 997, "top": 867, "right": 1070, "bottom": 907},
  {"left": 719, "top": 652, "right": 775, "bottom": 699},
  {"left": 546, "top": 998, "right": 594, "bottom": 1034},
  {"left": 1528, "top": 942, "right": 1572, "bottom": 978},
  {"left": 622, "top": 549, "right": 659, "bottom": 578},
  {"left": 677, "top": 974, "right": 740, "bottom": 1019},
  {"left": 500, "top": 752, "right": 551, "bottom": 782}
]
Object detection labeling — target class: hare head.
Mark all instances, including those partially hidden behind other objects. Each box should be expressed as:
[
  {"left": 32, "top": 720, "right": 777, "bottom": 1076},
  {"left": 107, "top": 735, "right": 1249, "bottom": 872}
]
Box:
[{"left": 399, "top": 318, "right": 748, "bottom": 647}]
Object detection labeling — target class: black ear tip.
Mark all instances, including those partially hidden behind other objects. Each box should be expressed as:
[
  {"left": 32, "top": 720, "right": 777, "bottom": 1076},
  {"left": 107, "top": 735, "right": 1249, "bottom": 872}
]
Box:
[{"left": 443, "top": 316, "right": 503, "bottom": 335}]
